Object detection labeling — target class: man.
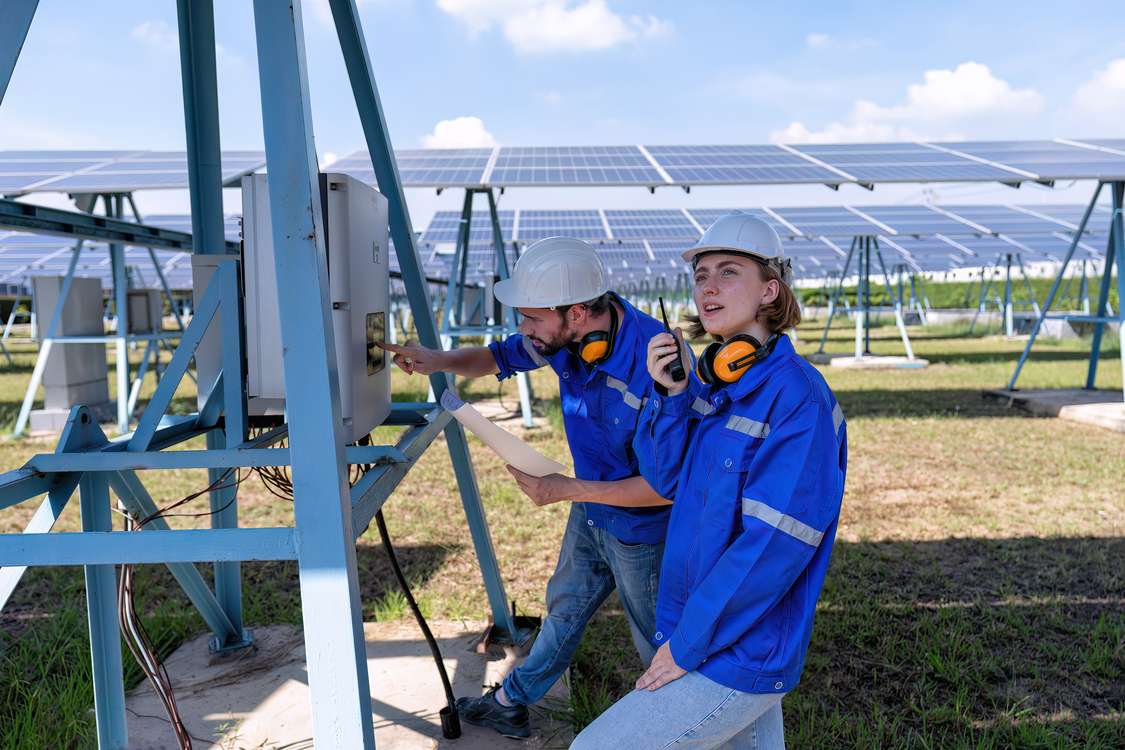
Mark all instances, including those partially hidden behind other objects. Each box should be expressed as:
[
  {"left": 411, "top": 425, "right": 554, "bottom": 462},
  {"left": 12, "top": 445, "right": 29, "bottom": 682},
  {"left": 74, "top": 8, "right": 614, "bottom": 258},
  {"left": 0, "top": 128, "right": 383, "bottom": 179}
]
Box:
[{"left": 379, "top": 236, "right": 671, "bottom": 740}]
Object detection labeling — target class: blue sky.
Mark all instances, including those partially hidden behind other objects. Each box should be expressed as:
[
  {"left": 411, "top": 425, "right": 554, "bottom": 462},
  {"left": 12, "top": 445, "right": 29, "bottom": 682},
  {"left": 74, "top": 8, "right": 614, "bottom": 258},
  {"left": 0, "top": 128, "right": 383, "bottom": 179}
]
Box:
[{"left": 3, "top": 0, "right": 1124, "bottom": 224}]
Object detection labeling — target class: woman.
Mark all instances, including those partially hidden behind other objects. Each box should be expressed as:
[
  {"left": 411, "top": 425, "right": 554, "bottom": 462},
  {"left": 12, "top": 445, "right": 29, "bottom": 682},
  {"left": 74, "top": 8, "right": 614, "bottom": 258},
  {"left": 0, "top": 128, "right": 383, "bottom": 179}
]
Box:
[{"left": 571, "top": 213, "right": 848, "bottom": 749}]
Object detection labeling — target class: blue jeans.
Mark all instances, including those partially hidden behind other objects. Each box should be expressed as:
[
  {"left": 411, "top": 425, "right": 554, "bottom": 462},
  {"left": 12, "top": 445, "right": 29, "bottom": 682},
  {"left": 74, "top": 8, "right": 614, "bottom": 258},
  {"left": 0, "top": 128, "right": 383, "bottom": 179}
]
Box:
[
  {"left": 502, "top": 503, "right": 663, "bottom": 706},
  {"left": 571, "top": 671, "right": 785, "bottom": 749}
]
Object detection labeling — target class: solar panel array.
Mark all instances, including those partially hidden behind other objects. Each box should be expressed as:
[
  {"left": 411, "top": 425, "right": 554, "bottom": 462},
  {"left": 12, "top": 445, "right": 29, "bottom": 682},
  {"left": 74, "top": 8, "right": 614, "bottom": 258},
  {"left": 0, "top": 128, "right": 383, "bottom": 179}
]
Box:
[
  {"left": 419, "top": 204, "right": 1111, "bottom": 282},
  {"left": 0, "top": 214, "right": 242, "bottom": 293},
  {"left": 0, "top": 151, "right": 265, "bottom": 196},
  {"left": 331, "top": 138, "right": 1125, "bottom": 189},
  {"left": 421, "top": 204, "right": 1109, "bottom": 244}
]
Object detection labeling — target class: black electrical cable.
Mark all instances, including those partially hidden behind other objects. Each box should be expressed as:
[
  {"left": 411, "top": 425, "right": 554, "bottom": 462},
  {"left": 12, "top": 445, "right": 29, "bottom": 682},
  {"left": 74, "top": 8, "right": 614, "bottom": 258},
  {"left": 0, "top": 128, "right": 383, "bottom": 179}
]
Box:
[
  {"left": 373, "top": 510, "right": 461, "bottom": 739},
  {"left": 251, "top": 431, "right": 462, "bottom": 739}
]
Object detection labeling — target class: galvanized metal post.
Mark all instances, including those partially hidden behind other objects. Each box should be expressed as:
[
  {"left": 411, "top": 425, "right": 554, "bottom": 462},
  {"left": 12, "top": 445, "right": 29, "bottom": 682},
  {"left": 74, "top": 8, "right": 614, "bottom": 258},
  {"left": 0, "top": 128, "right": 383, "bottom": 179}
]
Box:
[
  {"left": 177, "top": 0, "right": 226, "bottom": 256},
  {"left": 487, "top": 189, "right": 535, "bottom": 427},
  {"left": 1112, "top": 183, "right": 1125, "bottom": 401},
  {"left": 1009, "top": 182, "right": 1104, "bottom": 391},
  {"left": 74, "top": 407, "right": 129, "bottom": 748},
  {"left": 108, "top": 195, "right": 131, "bottom": 433},
  {"left": 875, "top": 244, "right": 913, "bottom": 360},
  {"left": 1003, "top": 253, "right": 1014, "bottom": 336},
  {"left": 252, "top": 2, "right": 376, "bottom": 745},
  {"left": 329, "top": 0, "right": 521, "bottom": 639},
  {"left": 817, "top": 237, "right": 856, "bottom": 354},
  {"left": 1088, "top": 183, "right": 1123, "bottom": 392},
  {"left": 178, "top": 0, "right": 248, "bottom": 648}
]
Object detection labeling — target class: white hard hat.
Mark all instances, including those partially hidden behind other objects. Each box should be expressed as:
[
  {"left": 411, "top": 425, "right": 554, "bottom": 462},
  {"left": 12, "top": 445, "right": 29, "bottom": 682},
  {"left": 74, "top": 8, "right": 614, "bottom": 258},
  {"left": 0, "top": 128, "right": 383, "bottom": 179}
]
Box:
[
  {"left": 683, "top": 212, "right": 791, "bottom": 283},
  {"left": 493, "top": 236, "right": 610, "bottom": 308}
]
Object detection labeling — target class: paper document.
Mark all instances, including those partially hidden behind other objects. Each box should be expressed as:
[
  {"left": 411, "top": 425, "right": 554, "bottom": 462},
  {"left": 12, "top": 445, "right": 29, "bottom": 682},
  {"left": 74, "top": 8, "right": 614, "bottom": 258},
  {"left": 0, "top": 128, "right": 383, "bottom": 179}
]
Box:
[{"left": 440, "top": 391, "right": 567, "bottom": 477}]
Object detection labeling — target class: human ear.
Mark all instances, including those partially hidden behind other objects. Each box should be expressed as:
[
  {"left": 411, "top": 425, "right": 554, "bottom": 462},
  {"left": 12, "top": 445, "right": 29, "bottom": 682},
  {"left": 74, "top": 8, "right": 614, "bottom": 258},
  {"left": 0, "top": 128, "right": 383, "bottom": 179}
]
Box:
[{"left": 761, "top": 279, "right": 780, "bottom": 306}]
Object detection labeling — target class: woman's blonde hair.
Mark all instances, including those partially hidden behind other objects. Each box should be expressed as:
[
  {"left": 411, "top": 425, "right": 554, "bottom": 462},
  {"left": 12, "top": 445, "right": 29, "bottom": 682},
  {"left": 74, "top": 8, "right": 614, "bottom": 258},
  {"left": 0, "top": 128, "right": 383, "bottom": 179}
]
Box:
[{"left": 684, "top": 257, "right": 801, "bottom": 341}]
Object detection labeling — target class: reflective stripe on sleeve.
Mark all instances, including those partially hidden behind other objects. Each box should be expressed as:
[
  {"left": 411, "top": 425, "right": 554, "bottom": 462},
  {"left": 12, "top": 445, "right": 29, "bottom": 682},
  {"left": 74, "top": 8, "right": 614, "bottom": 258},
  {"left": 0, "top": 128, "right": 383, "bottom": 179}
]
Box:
[
  {"left": 691, "top": 398, "right": 715, "bottom": 416},
  {"left": 741, "top": 497, "right": 824, "bottom": 547},
  {"left": 832, "top": 402, "right": 845, "bottom": 434},
  {"left": 726, "top": 414, "right": 770, "bottom": 438},
  {"left": 605, "top": 376, "right": 643, "bottom": 410}
]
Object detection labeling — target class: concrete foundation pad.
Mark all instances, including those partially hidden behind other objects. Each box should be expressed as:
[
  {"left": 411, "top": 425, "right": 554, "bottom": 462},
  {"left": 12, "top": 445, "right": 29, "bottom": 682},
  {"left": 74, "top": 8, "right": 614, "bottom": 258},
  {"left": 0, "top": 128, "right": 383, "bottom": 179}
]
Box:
[
  {"left": 808, "top": 354, "right": 929, "bottom": 369},
  {"left": 125, "top": 621, "right": 572, "bottom": 749},
  {"left": 984, "top": 389, "right": 1125, "bottom": 433}
]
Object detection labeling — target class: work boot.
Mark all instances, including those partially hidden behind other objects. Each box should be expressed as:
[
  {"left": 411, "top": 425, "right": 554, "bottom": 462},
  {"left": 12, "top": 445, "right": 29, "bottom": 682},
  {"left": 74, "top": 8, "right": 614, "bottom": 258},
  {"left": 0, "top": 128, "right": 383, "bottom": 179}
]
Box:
[{"left": 455, "top": 685, "right": 531, "bottom": 739}]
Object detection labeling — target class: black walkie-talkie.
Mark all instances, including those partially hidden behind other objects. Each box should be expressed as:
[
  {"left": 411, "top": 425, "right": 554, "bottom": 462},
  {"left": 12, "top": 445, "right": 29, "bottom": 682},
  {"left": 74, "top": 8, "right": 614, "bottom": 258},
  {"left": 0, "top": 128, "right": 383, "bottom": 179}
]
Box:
[{"left": 658, "top": 297, "right": 686, "bottom": 382}]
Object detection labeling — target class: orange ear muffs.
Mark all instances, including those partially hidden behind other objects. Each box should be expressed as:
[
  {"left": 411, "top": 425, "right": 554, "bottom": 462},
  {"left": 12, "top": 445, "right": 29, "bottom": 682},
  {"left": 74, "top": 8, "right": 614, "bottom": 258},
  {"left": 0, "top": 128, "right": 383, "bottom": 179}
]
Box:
[
  {"left": 578, "top": 333, "right": 610, "bottom": 363},
  {"left": 576, "top": 304, "right": 619, "bottom": 365},
  {"left": 696, "top": 333, "right": 780, "bottom": 385}
]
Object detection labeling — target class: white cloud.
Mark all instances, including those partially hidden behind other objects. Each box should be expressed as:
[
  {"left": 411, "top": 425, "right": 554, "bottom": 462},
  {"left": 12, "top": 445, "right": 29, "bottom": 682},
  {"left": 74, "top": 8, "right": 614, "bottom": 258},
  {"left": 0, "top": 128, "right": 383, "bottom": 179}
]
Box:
[
  {"left": 422, "top": 116, "right": 497, "bottom": 148},
  {"left": 537, "top": 90, "right": 563, "bottom": 106},
  {"left": 437, "top": 0, "right": 672, "bottom": 55},
  {"left": 770, "top": 62, "right": 1044, "bottom": 143},
  {"left": 805, "top": 32, "right": 830, "bottom": 48},
  {"left": 1073, "top": 58, "right": 1125, "bottom": 122},
  {"left": 131, "top": 20, "right": 178, "bottom": 49},
  {"left": 130, "top": 20, "right": 245, "bottom": 71}
]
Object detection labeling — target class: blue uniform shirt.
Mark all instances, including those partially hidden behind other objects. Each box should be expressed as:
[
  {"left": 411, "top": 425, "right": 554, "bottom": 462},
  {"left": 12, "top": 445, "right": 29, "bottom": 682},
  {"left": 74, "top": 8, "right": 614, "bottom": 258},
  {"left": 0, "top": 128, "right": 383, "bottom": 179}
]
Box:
[
  {"left": 634, "top": 334, "right": 847, "bottom": 693},
  {"left": 489, "top": 294, "right": 671, "bottom": 545}
]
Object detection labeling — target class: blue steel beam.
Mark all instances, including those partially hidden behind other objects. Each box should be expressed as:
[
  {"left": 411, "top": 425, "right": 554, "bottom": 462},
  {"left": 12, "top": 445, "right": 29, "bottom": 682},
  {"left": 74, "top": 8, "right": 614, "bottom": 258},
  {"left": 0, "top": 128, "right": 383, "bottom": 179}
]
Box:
[
  {"left": 106, "top": 469, "right": 241, "bottom": 643},
  {"left": 253, "top": 1, "right": 376, "bottom": 746},
  {"left": 28, "top": 445, "right": 408, "bottom": 472},
  {"left": 0, "top": 197, "right": 239, "bottom": 253},
  {"left": 1086, "top": 224, "right": 1118, "bottom": 388},
  {"left": 1008, "top": 183, "right": 1105, "bottom": 390},
  {"left": 176, "top": 0, "right": 227, "bottom": 257},
  {"left": 0, "top": 474, "right": 78, "bottom": 610},
  {"left": 0, "top": 527, "right": 298, "bottom": 566},
  {"left": 127, "top": 267, "right": 222, "bottom": 452},
  {"left": 0, "top": 0, "right": 37, "bottom": 105},
  {"left": 351, "top": 408, "right": 452, "bottom": 536},
  {"left": 71, "top": 409, "right": 128, "bottom": 748},
  {"left": 110, "top": 195, "right": 130, "bottom": 433},
  {"left": 328, "top": 0, "right": 521, "bottom": 642}
]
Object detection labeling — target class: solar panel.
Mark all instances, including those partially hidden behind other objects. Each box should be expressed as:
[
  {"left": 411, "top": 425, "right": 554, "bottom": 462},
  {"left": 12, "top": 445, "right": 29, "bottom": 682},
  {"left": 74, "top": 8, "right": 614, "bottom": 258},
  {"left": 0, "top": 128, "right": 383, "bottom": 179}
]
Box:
[
  {"left": 603, "top": 209, "right": 698, "bottom": 239},
  {"left": 333, "top": 149, "right": 493, "bottom": 188},
  {"left": 792, "top": 142, "right": 1024, "bottom": 183},
  {"left": 489, "top": 146, "right": 662, "bottom": 186},
  {"left": 943, "top": 140, "right": 1125, "bottom": 181},
  {"left": 768, "top": 207, "right": 883, "bottom": 237},
  {"left": 0, "top": 150, "right": 265, "bottom": 195},
  {"left": 515, "top": 210, "right": 607, "bottom": 242},
  {"left": 647, "top": 145, "right": 848, "bottom": 186},
  {"left": 421, "top": 210, "right": 515, "bottom": 243}
]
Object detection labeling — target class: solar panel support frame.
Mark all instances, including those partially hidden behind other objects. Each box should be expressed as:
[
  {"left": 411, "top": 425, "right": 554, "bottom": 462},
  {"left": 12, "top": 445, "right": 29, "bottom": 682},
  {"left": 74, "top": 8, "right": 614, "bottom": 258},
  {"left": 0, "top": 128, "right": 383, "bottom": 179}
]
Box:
[{"left": 1008, "top": 180, "right": 1125, "bottom": 401}]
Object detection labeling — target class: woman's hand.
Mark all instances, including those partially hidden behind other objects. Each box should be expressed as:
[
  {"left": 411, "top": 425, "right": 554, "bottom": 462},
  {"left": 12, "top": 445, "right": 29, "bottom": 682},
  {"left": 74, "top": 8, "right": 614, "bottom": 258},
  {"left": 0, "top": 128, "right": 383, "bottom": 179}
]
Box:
[
  {"left": 646, "top": 330, "right": 691, "bottom": 396},
  {"left": 636, "top": 642, "right": 687, "bottom": 691},
  {"left": 506, "top": 466, "right": 576, "bottom": 506}
]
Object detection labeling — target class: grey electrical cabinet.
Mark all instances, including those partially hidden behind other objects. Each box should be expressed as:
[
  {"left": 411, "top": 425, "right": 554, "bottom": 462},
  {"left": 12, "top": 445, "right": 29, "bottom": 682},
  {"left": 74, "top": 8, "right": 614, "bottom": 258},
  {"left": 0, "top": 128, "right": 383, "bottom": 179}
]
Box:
[{"left": 193, "top": 172, "right": 391, "bottom": 442}]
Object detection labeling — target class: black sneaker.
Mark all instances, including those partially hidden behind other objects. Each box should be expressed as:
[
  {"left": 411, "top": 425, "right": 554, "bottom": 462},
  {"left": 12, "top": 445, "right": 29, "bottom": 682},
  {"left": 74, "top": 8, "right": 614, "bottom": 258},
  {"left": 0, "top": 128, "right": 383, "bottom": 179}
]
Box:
[{"left": 455, "top": 686, "right": 531, "bottom": 739}]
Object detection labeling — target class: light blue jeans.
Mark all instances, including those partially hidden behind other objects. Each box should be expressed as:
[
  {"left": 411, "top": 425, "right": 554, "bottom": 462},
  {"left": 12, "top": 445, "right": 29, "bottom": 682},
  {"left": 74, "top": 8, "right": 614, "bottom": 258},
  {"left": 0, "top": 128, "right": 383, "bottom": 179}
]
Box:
[
  {"left": 503, "top": 503, "right": 663, "bottom": 706},
  {"left": 571, "top": 671, "right": 785, "bottom": 749}
]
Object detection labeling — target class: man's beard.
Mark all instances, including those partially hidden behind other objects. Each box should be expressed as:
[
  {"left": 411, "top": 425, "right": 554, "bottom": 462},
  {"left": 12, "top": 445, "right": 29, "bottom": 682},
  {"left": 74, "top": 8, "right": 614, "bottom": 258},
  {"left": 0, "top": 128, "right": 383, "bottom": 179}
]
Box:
[{"left": 529, "top": 321, "right": 573, "bottom": 357}]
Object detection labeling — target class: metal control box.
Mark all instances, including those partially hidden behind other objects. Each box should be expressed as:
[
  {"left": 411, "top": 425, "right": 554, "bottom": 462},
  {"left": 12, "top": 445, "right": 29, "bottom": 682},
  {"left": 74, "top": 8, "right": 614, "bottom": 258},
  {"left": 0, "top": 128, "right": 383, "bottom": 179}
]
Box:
[{"left": 194, "top": 172, "right": 391, "bottom": 442}]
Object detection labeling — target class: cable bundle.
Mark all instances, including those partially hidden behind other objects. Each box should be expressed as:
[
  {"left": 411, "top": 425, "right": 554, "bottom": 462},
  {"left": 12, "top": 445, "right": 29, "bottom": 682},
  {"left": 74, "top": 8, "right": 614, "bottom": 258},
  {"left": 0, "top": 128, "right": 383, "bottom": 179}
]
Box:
[{"left": 115, "top": 467, "right": 247, "bottom": 750}]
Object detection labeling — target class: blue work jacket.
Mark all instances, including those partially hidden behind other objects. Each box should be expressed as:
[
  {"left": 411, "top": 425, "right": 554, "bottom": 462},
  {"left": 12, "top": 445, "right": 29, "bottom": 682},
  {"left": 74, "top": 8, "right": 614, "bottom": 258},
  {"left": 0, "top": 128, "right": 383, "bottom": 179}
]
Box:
[
  {"left": 489, "top": 294, "right": 671, "bottom": 544},
  {"left": 634, "top": 334, "right": 847, "bottom": 693}
]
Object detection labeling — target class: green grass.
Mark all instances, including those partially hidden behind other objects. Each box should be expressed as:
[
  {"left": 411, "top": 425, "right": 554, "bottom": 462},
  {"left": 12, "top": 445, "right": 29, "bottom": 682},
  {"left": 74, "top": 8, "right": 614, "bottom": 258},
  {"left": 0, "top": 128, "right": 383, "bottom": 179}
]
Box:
[{"left": 0, "top": 318, "right": 1123, "bottom": 748}]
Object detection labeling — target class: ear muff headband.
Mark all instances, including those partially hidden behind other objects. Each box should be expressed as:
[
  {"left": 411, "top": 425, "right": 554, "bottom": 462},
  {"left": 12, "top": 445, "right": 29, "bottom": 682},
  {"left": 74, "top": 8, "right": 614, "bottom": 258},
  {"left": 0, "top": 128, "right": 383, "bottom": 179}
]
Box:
[{"left": 577, "top": 304, "right": 619, "bottom": 365}]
